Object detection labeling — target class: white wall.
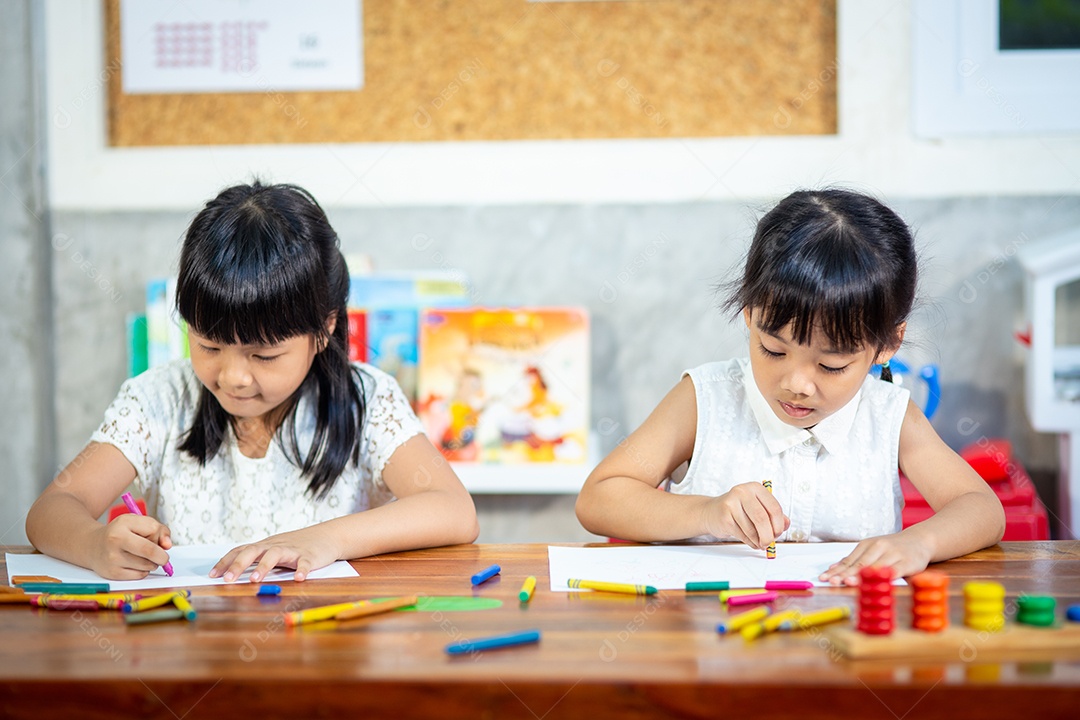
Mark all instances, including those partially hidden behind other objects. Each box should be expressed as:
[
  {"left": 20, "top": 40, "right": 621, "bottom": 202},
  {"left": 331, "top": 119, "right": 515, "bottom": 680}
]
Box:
[{"left": 45, "top": 0, "right": 1080, "bottom": 212}]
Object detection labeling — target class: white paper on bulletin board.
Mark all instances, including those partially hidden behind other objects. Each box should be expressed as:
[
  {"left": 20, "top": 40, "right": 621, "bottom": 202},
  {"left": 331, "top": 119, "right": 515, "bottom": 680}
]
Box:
[{"left": 120, "top": 0, "right": 363, "bottom": 94}]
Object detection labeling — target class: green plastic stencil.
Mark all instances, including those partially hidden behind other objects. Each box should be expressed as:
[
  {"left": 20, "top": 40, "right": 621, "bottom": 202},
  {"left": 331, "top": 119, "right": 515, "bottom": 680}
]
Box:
[{"left": 395, "top": 596, "right": 503, "bottom": 612}]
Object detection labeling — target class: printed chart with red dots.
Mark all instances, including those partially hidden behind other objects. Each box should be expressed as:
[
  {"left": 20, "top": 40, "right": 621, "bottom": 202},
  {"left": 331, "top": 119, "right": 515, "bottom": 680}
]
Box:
[{"left": 119, "top": 0, "right": 363, "bottom": 94}]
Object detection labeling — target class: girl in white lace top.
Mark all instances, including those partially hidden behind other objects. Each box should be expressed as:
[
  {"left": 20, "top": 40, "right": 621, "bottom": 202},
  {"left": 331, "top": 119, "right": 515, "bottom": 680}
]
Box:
[
  {"left": 27, "top": 182, "right": 478, "bottom": 582},
  {"left": 577, "top": 189, "right": 1005, "bottom": 585}
]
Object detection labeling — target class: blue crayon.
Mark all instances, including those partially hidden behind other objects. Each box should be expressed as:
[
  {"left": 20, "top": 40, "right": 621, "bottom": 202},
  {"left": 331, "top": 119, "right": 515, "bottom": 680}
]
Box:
[
  {"left": 256, "top": 584, "right": 282, "bottom": 596},
  {"left": 470, "top": 564, "right": 501, "bottom": 586},
  {"left": 446, "top": 629, "right": 541, "bottom": 655}
]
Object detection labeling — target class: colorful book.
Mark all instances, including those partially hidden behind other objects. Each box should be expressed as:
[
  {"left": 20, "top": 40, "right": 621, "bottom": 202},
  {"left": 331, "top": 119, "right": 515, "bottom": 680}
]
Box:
[
  {"left": 366, "top": 308, "right": 419, "bottom": 405},
  {"left": 417, "top": 308, "right": 589, "bottom": 465},
  {"left": 145, "top": 278, "right": 188, "bottom": 369}
]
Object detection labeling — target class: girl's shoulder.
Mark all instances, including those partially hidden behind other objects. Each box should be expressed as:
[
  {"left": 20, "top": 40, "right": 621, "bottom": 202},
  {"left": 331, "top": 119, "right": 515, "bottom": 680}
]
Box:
[
  {"left": 117, "top": 359, "right": 202, "bottom": 409},
  {"left": 348, "top": 361, "right": 410, "bottom": 404},
  {"left": 681, "top": 358, "right": 749, "bottom": 388}
]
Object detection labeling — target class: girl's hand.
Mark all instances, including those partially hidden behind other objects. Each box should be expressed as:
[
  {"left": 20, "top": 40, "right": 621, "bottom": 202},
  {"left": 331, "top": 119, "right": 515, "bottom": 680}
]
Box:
[
  {"left": 90, "top": 514, "right": 173, "bottom": 580},
  {"left": 702, "top": 482, "right": 790, "bottom": 551},
  {"left": 819, "top": 532, "right": 933, "bottom": 586},
  {"left": 211, "top": 529, "right": 341, "bottom": 583}
]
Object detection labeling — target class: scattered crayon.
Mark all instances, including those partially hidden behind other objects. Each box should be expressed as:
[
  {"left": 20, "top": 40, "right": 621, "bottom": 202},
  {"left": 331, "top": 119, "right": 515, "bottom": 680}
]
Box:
[
  {"left": 686, "top": 582, "right": 730, "bottom": 592},
  {"left": 256, "top": 584, "right": 282, "bottom": 596},
  {"left": 567, "top": 579, "right": 657, "bottom": 595},
  {"left": 172, "top": 593, "right": 197, "bottom": 621},
  {"left": 717, "top": 606, "right": 769, "bottom": 634},
  {"left": 764, "top": 580, "right": 813, "bottom": 591},
  {"left": 471, "top": 564, "right": 501, "bottom": 586},
  {"left": 726, "top": 591, "right": 779, "bottom": 607},
  {"left": 335, "top": 595, "right": 418, "bottom": 621},
  {"left": 446, "top": 629, "right": 540, "bottom": 655},
  {"left": 123, "top": 608, "right": 187, "bottom": 625},
  {"left": 519, "top": 576, "right": 536, "bottom": 603}
]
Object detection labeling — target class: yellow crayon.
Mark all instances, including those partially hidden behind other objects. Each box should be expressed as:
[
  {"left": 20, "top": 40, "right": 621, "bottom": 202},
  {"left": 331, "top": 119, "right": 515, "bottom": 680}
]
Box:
[
  {"left": 33, "top": 592, "right": 142, "bottom": 610},
  {"left": 519, "top": 576, "right": 537, "bottom": 603},
  {"left": 778, "top": 606, "right": 852, "bottom": 631},
  {"left": 335, "top": 595, "right": 418, "bottom": 621},
  {"left": 717, "top": 606, "right": 770, "bottom": 634},
  {"left": 567, "top": 579, "right": 657, "bottom": 595},
  {"left": 172, "top": 593, "right": 197, "bottom": 621},
  {"left": 285, "top": 600, "right": 374, "bottom": 626},
  {"left": 762, "top": 609, "right": 801, "bottom": 632},
  {"left": 122, "top": 590, "right": 189, "bottom": 614},
  {"left": 763, "top": 480, "right": 776, "bottom": 559},
  {"left": 719, "top": 588, "right": 767, "bottom": 604}
]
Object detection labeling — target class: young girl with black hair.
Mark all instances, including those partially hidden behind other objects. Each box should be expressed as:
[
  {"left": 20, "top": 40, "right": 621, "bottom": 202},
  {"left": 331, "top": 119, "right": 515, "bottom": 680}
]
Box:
[
  {"left": 27, "top": 182, "right": 478, "bottom": 582},
  {"left": 576, "top": 189, "right": 1005, "bottom": 584}
]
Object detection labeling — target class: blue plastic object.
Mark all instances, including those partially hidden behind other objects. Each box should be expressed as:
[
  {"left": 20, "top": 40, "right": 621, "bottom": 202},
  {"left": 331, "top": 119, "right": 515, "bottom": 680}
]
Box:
[{"left": 871, "top": 357, "right": 941, "bottom": 420}]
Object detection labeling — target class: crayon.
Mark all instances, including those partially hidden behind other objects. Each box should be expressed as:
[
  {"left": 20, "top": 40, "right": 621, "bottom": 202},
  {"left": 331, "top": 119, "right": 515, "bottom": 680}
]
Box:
[
  {"left": 519, "top": 576, "right": 536, "bottom": 603},
  {"left": 446, "top": 629, "right": 541, "bottom": 655},
  {"left": 567, "top": 579, "right": 658, "bottom": 595},
  {"left": 120, "top": 492, "right": 174, "bottom": 577},
  {"left": 285, "top": 600, "right": 375, "bottom": 626},
  {"left": 719, "top": 588, "right": 767, "bottom": 604},
  {"left": 122, "top": 590, "right": 189, "bottom": 614},
  {"left": 34, "top": 598, "right": 101, "bottom": 612},
  {"left": 686, "top": 582, "right": 730, "bottom": 592},
  {"left": 471, "top": 564, "right": 501, "bottom": 586},
  {"left": 726, "top": 591, "right": 779, "bottom": 607},
  {"left": 31, "top": 593, "right": 142, "bottom": 610},
  {"left": 763, "top": 480, "right": 776, "bottom": 559},
  {"left": 9, "top": 576, "right": 59, "bottom": 584},
  {"left": 172, "top": 593, "right": 197, "bottom": 621},
  {"left": 256, "top": 584, "right": 282, "bottom": 596},
  {"left": 335, "top": 595, "right": 418, "bottom": 621},
  {"left": 717, "top": 606, "right": 769, "bottom": 634},
  {"left": 17, "top": 583, "right": 110, "bottom": 594},
  {"left": 778, "top": 606, "right": 852, "bottom": 631},
  {"left": 0, "top": 593, "right": 30, "bottom": 604},
  {"left": 123, "top": 608, "right": 186, "bottom": 625},
  {"left": 761, "top": 609, "right": 801, "bottom": 632},
  {"left": 764, "top": 580, "right": 814, "bottom": 591}
]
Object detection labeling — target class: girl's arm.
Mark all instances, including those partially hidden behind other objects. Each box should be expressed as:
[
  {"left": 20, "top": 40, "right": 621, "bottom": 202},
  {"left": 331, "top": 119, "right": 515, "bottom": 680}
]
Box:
[
  {"left": 24, "top": 442, "right": 174, "bottom": 579},
  {"left": 575, "top": 376, "right": 787, "bottom": 547},
  {"left": 212, "top": 433, "right": 479, "bottom": 582},
  {"left": 820, "top": 400, "right": 1006, "bottom": 584}
]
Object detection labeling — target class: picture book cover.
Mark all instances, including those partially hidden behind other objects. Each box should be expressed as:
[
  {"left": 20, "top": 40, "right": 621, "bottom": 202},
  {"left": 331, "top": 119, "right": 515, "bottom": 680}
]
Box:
[
  {"left": 347, "top": 308, "right": 367, "bottom": 363},
  {"left": 418, "top": 308, "right": 589, "bottom": 465},
  {"left": 366, "top": 307, "right": 419, "bottom": 405},
  {"left": 146, "top": 277, "right": 188, "bottom": 369}
]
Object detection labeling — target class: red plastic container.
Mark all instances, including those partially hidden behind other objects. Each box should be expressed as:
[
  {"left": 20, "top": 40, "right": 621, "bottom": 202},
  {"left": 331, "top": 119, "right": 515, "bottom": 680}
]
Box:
[{"left": 901, "top": 439, "right": 1050, "bottom": 541}]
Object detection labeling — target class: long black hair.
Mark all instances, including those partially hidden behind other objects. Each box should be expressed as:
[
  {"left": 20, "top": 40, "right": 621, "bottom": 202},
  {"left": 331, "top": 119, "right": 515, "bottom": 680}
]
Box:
[
  {"left": 724, "top": 189, "right": 917, "bottom": 380},
  {"left": 176, "top": 181, "right": 365, "bottom": 498}
]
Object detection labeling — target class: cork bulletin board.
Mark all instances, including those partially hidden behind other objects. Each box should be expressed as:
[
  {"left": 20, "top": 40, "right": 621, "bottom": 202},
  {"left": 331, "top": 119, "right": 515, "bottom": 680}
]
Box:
[{"left": 105, "top": 0, "right": 837, "bottom": 146}]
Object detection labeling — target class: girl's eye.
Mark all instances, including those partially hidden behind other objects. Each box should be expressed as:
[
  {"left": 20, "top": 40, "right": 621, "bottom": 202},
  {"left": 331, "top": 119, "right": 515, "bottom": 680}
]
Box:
[
  {"left": 254, "top": 354, "right": 279, "bottom": 362},
  {"left": 820, "top": 363, "right": 849, "bottom": 375},
  {"left": 199, "top": 345, "right": 220, "bottom": 354},
  {"left": 758, "top": 343, "right": 784, "bottom": 359}
]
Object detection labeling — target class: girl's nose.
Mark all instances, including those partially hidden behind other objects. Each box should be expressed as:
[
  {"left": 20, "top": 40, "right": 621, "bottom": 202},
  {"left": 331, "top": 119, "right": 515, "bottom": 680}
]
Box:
[
  {"left": 780, "top": 368, "right": 815, "bottom": 398},
  {"left": 219, "top": 357, "right": 253, "bottom": 390}
]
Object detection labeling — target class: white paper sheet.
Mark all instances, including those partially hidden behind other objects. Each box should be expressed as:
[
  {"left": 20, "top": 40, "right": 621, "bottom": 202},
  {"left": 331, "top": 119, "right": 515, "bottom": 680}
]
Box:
[
  {"left": 5, "top": 544, "right": 358, "bottom": 591},
  {"left": 548, "top": 543, "right": 905, "bottom": 591}
]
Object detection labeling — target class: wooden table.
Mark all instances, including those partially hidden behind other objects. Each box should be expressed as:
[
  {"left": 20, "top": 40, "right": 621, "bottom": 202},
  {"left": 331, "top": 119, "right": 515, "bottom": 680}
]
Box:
[{"left": 2, "top": 542, "right": 1080, "bottom": 719}]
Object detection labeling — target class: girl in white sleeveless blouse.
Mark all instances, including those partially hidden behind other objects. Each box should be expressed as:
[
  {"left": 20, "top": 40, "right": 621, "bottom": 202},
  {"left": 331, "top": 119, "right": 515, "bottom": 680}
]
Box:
[
  {"left": 577, "top": 189, "right": 1005, "bottom": 585},
  {"left": 27, "top": 182, "right": 478, "bottom": 582}
]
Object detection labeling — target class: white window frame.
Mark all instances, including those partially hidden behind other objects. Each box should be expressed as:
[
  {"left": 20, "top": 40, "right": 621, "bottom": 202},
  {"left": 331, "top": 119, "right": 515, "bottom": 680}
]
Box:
[{"left": 913, "top": 0, "right": 1080, "bottom": 137}]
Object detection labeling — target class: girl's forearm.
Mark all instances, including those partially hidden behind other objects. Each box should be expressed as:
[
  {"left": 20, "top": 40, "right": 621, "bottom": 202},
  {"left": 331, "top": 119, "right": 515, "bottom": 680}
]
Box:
[
  {"left": 25, "top": 492, "right": 108, "bottom": 568},
  {"left": 901, "top": 491, "right": 1006, "bottom": 563},
  {"left": 576, "top": 476, "right": 711, "bottom": 542},
  {"left": 319, "top": 489, "right": 479, "bottom": 560}
]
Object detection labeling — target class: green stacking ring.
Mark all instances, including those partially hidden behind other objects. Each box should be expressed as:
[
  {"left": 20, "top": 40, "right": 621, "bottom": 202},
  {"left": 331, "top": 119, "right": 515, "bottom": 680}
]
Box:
[{"left": 1016, "top": 595, "right": 1056, "bottom": 612}]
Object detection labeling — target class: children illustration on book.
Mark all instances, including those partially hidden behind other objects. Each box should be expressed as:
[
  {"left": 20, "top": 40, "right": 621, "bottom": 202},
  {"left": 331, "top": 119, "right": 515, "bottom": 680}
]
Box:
[{"left": 418, "top": 309, "right": 589, "bottom": 467}]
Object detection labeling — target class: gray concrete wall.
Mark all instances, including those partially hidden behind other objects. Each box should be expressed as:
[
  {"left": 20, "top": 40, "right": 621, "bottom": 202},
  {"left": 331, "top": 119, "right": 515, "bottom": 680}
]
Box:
[{"left": 0, "top": 0, "right": 51, "bottom": 545}]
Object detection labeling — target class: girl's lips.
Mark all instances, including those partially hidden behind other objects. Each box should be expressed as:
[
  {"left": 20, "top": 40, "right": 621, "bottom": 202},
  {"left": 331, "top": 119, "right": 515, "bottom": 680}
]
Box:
[{"left": 780, "top": 401, "right": 813, "bottom": 419}]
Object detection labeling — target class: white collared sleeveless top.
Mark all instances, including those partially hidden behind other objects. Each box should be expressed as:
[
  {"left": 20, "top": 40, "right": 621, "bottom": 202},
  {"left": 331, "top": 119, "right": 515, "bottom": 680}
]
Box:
[{"left": 668, "top": 358, "right": 910, "bottom": 542}]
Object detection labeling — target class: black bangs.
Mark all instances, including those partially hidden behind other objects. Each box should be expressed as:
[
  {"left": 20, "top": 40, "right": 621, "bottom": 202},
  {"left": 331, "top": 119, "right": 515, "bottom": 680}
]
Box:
[
  {"left": 177, "top": 184, "right": 332, "bottom": 346},
  {"left": 725, "top": 189, "right": 917, "bottom": 354}
]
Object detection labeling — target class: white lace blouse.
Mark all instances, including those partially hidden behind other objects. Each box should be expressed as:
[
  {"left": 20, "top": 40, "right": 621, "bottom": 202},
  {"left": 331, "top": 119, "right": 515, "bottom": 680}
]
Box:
[
  {"left": 668, "top": 358, "right": 910, "bottom": 543},
  {"left": 91, "top": 360, "right": 424, "bottom": 544}
]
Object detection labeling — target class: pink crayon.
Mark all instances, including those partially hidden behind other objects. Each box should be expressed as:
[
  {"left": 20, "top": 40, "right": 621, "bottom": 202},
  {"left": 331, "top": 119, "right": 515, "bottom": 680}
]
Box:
[
  {"left": 726, "top": 591, "right": 779, "bottom": 607},
  {"left": 765, "top": 581, "right": 814, "bottom": 591}
]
